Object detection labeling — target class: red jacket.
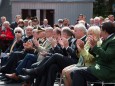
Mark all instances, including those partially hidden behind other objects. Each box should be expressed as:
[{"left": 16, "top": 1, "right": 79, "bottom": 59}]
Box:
[{"left": 0, "top": 27, "right": 14, "bottom": 40}]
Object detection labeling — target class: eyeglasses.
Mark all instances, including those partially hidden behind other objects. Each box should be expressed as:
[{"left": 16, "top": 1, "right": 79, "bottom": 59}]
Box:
[{"left": 15, "top": 31, "right": 21, "bottom": 33}]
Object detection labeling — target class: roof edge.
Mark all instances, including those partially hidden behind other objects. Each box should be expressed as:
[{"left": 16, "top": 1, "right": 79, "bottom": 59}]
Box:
[{"left": 10, "top": 0, "right": 95, "bottom": 3}]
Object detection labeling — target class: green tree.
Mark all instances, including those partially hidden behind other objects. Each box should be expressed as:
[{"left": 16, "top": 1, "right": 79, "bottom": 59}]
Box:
[{"left": 93, "top": 0, "right": 115, "bottom": 17}]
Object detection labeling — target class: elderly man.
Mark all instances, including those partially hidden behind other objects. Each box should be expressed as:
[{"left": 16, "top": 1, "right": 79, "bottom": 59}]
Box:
[
  {"left": 10, "top": 15, "right": 21, "bottom": 30},
  {"left": 19, "top": 26, "right": 78, "bottom": 86},
  {"left": 41, "top": 19, "right": 51, "bottom": 28},
  {"left": 0, "top": 16, "right": 6, "bottom": 27},
  {"left": 71, "top": 21, "right": 115, "bottom": 86}
]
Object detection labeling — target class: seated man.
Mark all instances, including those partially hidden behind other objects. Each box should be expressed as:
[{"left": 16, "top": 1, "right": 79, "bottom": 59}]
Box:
[
  {"left": 19, "top": 27, "right": 79, "bottom": 86},
  {"left": 62, "top": 25, "right": 102, "bottom": 86},
  {"left": 71, "top": 21, "right": 115, "bottom": 86}
]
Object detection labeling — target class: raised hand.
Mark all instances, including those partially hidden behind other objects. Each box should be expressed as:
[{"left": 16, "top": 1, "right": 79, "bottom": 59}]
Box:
[
  {"left": 88, "top": 35, "right": 97, "bottom": 48},
  {"left": 23, "top": 41, "right": 33, "bottom": 50},
  {"left": 76, "top": 39, "right": 84, "bottom": 52},
  {"left": 58, "top": 38, "right": 64, "bottom": 48},
  {"left": 32, "top": 37, "right": 39, "bottom": 47},
  {"left": 48, "top": 37, "right": 57, "bottom": 47},
  {"left": 1, "top": 34, "right": 6, "bottom": 37},
  {"left": 61, "top": 37, "right": 69, "bottom": 48},
  {"left": 40, "top": 51, "right": 48, "bottom": 57}
]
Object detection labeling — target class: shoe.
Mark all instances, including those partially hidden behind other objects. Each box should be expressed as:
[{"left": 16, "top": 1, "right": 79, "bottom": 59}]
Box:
[
  {"left": 5, "top": 79, "right": 16, "bottom": 84},
  {"left": 1, "top": 77, "right": 9, "bottom": 81},
  {"left": 5, "top": 73, "right": 19, "bottom": 81},
  {"left": 0, "top": 74, "right": 5, "bottom": 80},
  {"left": 0, "top": 66, "right": 6, "bottom": 73},
  {"left": 18, "top": 75, "right": 31, "bottom": 81},
  {"left": 22, "top": 68, "right": 36, "bottom": 75},
  {"left": 0, "top": 73, "right": 3, "bottom": 76}
]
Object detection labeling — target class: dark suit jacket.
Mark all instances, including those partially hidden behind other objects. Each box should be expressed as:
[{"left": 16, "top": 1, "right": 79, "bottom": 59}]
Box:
[
  {"left": 67, "top": 36, "right": 86, "bottom": 63},
  {"left": 5, "top": 39, "right": 24, "bottom": 53},
  {"left": 89, "top": 34, "right": 115, "bottom": 82},
  {"left": 22, "top": 35, "right": 33, "bottom": 43},
  {"left": 10, "top": 22, "right": 18, "bottom": 30}
]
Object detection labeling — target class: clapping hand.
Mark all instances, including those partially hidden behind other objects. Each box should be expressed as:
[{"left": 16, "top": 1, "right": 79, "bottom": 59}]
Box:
[
  {"left": 61, "top": 37, "right": 69, "bottom": 48},
  {"left": 48, "top": 37, "right": 57, "bottom": 47},
  {"left": 40, "top": 51, "right": 48, "bottom": 56},
  {"left": 88, "top": 35, "right": 97, "bottom": 48},
  {"left": 58, "top": 38, "right": 64, "bottom": 48},
  {"left": 23, "top": 41, "right": 33, "bottom": 50},
  {"left": 1, "top": 34, "right": 6, "bottom": 37},
  {"left": 32, "top": 37, "right": 39, "bottom": 47},
  {"left": 76, "top": 39, "right": 84, "bottom": 52}
]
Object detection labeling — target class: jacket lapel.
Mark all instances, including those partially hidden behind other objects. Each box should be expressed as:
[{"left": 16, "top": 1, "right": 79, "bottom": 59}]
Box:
[{"left": 101, "top": 34, "right": 115, "bottom": 50}]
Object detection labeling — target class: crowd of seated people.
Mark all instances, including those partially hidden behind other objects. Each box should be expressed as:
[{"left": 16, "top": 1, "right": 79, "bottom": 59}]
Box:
[{"left": 0, "top": 14, "right": 115, "bottom": 86}]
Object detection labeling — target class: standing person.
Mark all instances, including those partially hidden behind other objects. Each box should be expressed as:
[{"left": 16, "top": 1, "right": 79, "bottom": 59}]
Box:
[
  {"left": 63, "top": 18, "right": 70, "bottom": 27},
  {"left": 31, "top": 18, "right": 40, "bottom": 28},
  {"left": 93, "top": 17, "right": 101, "bottom": 26},
  {"left": 58, "top": 19, "right": 63, "bottom": 28},
  {"left": 90, "top": 18, "right": 94, "bottom": 26},
  {"left": 108, "top": 14, "right": 115, "bottom": 24},
  {"left": 17, "top": 19, "right": 24, "bottom": 29},
  {"left": 0, "top": 16, "right": 6, "bottom": 28},
  {"left": 41, "top": 19, "right": 51, "bottom": 28},
  {"left": 71, "top": 21, "right": 115, "bottom": 86},
  {"left": 10, "top": 15, "right": 21, "bottom": 30}
]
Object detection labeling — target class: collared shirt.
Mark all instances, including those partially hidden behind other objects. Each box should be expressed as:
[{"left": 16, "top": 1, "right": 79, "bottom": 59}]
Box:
[
  {"left": 107, "top": 33, "right": 114, "bottom": 39},
  {"left": 80, "top": 35, "right": 86, "bottom": 40}
]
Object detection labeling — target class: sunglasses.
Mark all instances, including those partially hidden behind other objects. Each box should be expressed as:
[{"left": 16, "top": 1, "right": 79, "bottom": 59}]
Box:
[{"left": 15, "top": 31, "right": 21, "bottom": 33}]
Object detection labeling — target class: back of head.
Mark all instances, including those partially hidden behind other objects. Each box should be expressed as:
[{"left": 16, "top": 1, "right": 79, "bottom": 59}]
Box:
[
  {"left": 62, "top": 27, "right": 74, "bottom": 37},
  {"left": 101, "top": 21, "right": 115, "bottom": 34}
]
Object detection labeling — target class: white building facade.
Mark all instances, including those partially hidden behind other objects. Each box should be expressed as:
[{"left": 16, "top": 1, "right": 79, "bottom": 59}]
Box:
[{"left": 11, "top": 0, "right": 95, "bottom": 26}]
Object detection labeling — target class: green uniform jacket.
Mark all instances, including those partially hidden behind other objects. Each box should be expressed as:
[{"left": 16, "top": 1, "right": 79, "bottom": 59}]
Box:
[{"left": 89, "top": 34, "right": 115, "bottom": 82}]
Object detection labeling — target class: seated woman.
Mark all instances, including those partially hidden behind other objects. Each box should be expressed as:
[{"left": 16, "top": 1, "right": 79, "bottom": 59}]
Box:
[
  {"left": 62, "top": 26, "right": 102, "bottom": 86},
  {"left": 1, "top": 27, "right": 24, "bottom": 66},
  {"left": 0, "top": 21, "right": 14, "bottom": 52}
]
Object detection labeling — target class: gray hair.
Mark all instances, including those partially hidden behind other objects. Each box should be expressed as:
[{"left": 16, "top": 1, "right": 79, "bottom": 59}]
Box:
[
  {"left": 62, "top": 26, "right": 70, "bottom": 31},
  {"left": 94, "top": 17, "right": 100, "bottom": 21},
  {"left": 62, "top": 27, "right": 74, "bottom": 37},
  {"left": 74, "top": 24, "right": 87, "bottom": 34},
  {"left": 14, "top": 27, "right": 24, "bottom": 35}
]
